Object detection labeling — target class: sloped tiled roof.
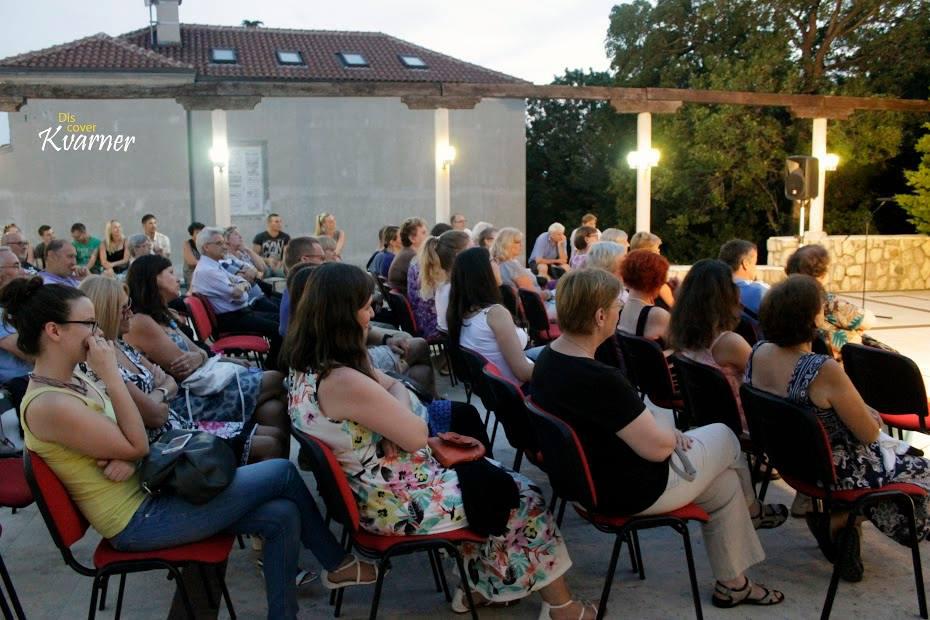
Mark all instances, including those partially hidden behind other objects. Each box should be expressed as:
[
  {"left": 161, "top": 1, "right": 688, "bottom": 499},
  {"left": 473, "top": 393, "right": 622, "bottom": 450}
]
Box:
[
  {"left": 0, "top": 32, "right": 194, "bottom": 72},
  {"left": 0, "top": 24, "right": 525, "bottom": 84}
]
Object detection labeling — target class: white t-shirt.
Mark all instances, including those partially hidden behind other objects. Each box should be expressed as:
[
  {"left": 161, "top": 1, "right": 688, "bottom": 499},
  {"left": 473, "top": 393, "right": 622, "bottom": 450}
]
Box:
[{"left": 435, "top": 282, "right": 451, "bottom": 332}]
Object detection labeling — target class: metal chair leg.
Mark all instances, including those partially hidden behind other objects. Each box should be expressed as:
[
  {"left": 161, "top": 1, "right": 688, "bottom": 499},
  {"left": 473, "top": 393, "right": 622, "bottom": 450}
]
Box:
[
  {"left": 114, "top": 573, "right": 126, "bottom": 620},
  {"left": 434, "top": 549, "right": 452, "bottom": 602},
  {"left": 98, "top": 574, "right": 109, "bottom": 611},
  {"left": 901, "top": 496, "right": 928, "bottom": 618},
  {"left": 0, "top": 554, "right": 26, "bottom": 620},
  {"left": 596, "top": 533, "right": 624, "bottom": 620},
  {"left": 679, "top": 524, "right": 703, "bottom": 620},
  {"left": 87, "top": 575, "right": 101, "bottom": 620},
  {"left": 0, "top": 587, "right": 14, "bottom": 620},
  {"left": 821, "top": 512, "right": 857, "bottom": 620},
  {"left": 556, "top": 498, "right": 567, "bottom": 527},
  {"left": 367, "top": 558, "right": 389, "bottom": 620},
  {"left": 216, "top": 566, "right": 237, "bottom": 620},
  {"left": 197, "top": 564, "right": 217, "bottom": 609},
  {"left": 427, "top": 548, "right": 443, "bottom": 593},
  {"left": 449, "top": 546, "right": 478, "bottom": 620},
  {"left": 512, "top": 450, "right": 524, "bottom": 473},
  {"left": 167, "top": 566, "right": 197, "bottom": 620}
]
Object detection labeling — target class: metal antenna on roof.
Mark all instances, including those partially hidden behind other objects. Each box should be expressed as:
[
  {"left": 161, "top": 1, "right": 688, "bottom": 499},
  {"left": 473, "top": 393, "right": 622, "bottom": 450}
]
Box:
[{"left": 145, "top": 0, "right": 156, "bottom": 47}]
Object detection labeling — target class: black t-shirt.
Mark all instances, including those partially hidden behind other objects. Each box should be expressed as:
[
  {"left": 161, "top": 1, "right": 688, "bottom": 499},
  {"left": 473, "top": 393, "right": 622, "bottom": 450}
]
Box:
[
  {"left": 530, "top": 347, "right": 670, "bottom": 515},
  {"left": 252, "top": 231, "right": 291, "bottom": 261}
]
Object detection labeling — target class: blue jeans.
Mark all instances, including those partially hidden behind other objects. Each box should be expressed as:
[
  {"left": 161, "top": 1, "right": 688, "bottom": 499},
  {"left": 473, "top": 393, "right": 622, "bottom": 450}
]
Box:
[{"left": 111, "top": 459, "right": 345, "bottom": 619}]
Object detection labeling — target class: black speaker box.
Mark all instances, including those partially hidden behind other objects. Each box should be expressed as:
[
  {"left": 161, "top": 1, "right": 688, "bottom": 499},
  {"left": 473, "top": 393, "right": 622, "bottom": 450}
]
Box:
[{"left": 784, "top": 156, "right": 819, "bottom": 201}]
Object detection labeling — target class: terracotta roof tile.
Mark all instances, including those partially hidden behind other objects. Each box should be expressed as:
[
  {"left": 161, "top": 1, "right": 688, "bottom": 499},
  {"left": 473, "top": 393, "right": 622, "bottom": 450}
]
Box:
[
  {"left": 120, "top": 24, "right": 525, "bottom": 83},
  {"left": 0, "top": 33, "right": 194, "bottom": 72}
]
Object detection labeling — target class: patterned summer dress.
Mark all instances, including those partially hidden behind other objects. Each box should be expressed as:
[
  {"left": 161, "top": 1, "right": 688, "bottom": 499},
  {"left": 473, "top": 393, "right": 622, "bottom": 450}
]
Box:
[
  {"left": 288, "top": 369, "right": 572, "bottom": 603},
  {"left": 163, "top": 320, "right": 262, "bottom": 429},
  {"left": 746, "top": 342, "right": 930, "bottom": 544},
  {"left": 406, "top": 262, "right": 439, "bottom": 340}
]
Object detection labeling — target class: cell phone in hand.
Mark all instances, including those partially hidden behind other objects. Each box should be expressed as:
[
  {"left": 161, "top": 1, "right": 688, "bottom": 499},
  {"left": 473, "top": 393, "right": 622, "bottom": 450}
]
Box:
[{"left": 161, "top": 433, "right": 193, "bottom": 455}]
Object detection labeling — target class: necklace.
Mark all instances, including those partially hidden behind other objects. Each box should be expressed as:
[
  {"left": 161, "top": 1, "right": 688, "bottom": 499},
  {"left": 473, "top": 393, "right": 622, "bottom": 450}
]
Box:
[
  {"left": 559, "top": 335, "right": 595, "bottom": 358},
  {"left": 627, "top": 294, "right": 654, "bottom": 305},
  {"left": 29, "top": 373, "right": 88, "bottom": 396}
]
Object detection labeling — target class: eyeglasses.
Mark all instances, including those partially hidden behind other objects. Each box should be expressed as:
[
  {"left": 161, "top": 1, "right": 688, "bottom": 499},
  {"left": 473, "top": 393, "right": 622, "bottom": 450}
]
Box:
[
  {"left": 120, "top": 298, "right": 133, "bottom": 316},
  {"left": 59, "top": 320, "right": 98, "bottom": 331},
  {"left": 5, "top": 240, "right": 26, "bottom": 246}
]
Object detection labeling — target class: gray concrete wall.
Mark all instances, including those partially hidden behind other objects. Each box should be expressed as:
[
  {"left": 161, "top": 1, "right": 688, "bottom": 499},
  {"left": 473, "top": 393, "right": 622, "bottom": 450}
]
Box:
[
  {"left": 2, "top": 96, "right": 526, "bottom": 269},
  {"left": 0, "top": 99, "right": 191, "bottom": 268}
]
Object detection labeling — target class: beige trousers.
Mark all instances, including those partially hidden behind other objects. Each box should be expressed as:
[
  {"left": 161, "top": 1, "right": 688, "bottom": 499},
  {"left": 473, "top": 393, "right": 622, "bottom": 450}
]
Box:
[{"left": 636, "top": 423, "right": 765, "bottom": 581}]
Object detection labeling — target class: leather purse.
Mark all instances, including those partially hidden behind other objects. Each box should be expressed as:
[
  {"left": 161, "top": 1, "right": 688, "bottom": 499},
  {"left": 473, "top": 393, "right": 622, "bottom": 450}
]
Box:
[
  {"left": 140, "top": 430, "right": 237, "bottom": 504},
  {"left": 426, "top": 432, "right": 486, "bottom": 468}
]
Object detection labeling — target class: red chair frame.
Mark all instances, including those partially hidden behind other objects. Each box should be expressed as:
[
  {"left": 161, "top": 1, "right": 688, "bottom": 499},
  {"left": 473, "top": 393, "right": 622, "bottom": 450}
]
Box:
[
  {"left": 740, "top": 383, "right": 928, "bottom": 619},
  {"left": 525, "top": 397, "right": 708, "bottom": 620},
  {"left": 24, "top": 451, "right": 236, "bottom": 619},
  {"left": 184, "top": 294, "right": 269, "bottom": 364},
  {"left": 291, "top": 428, "right": 484, "bottom": 619}
]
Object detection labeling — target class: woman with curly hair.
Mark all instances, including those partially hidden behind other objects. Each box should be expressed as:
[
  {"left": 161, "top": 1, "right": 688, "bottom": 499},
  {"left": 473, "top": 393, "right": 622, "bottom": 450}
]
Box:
[{"left": 618, "top": 249, "right": 671, "bottom": 346}]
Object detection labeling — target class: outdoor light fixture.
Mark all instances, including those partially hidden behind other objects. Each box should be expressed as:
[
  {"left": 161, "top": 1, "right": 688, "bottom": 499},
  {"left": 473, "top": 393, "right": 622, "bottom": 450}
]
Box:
[
  {"left": 821, "top": 153, "right": 840, "bottom": 172},
  {"left": 438, "top": 144, "right": 457, "bottom": 170},
  {"left": 209, "top": 144, "right": 229, "bottom": 173},
  {"left": 627, "top": 148, "right": 660, "bottom": 170}
]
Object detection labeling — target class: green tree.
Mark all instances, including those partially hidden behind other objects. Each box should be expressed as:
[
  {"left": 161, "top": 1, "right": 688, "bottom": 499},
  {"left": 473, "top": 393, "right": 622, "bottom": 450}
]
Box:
[{"left": 897, "top": 123, "right": 930, "bottom": 233}]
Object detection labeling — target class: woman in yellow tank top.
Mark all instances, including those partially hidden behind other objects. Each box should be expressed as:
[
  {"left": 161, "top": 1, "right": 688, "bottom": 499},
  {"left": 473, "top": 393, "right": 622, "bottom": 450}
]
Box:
[{"left": 2, "top": 277, "right": 376, "bottom": 619}]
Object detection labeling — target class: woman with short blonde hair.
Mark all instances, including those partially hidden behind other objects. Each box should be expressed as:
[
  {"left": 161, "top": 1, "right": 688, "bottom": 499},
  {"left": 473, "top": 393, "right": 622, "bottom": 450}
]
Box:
[{"left": 99, "top": 219, "right": 130, "bottom": 277}]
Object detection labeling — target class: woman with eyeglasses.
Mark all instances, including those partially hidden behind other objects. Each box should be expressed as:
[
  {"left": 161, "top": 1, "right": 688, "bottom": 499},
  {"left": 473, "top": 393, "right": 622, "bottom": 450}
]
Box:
[
  {"left": 78, "top": 276, "right": 281, "bottom": 462},
  {"left": 3, "top": 276, "right": 378, "bottom": 619}
]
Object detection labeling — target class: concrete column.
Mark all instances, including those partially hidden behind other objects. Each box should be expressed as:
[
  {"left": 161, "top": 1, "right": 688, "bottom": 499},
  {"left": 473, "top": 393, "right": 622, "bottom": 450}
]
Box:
[
  {"left": 210, "top": 109, "right": 230, "bottom": 227},
  {"left": 636, "top": 112, "right": 652, "bottom": 233},
  {"left": 809, "top": 117, "right": 828, "bottom": 237},
  {"left": 434, "top": 109, "right": 451, "bottom": 226}
]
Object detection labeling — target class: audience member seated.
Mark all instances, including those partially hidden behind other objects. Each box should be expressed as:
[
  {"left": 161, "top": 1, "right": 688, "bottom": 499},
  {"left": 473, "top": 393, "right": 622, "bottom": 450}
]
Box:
[
  {"left": 600, "top": 228, "right": 629, "bottom": 248},
  {"left": 669, "top": 259, "right": 753, "bottom": 430},
  {"left": 369, "top": 225, "right": 400, "bottom": 278},
  {"left": 531, "top": 268, "right": 786, "bottom": 609},
  {"left": 387, "top": 217, "right": 427, "bottom": 291},
  {"left": 70, "top": 223, "right": 101, "bottom": 274},
  {"left": 191, "top": 227, "right": 283, "bottom": 368},
  {"left": 785, "top": 244, "right": 877, "bottom": 359},
  {"left": 618, "top": 249, "right": 671, "bottom": 346},
  {"left": 2, "top": 231, "right": 37, "bottom": 274},
  {"left": 317, "top": 235, "right": 340, "bottom": 262},
  {"left": 78, "top": 276, "right": 285, "bottom": 462},
  {"left": 408, "top": 231, "right": 471, "bottom": 340},
  {"left": 569, "top": 213, "right": 600, "bottom": 257},
  {"left": 448, "top": 247, "right": 534, "bottom": 387},
  {"left": 40, "top": 239, "right": 83, "bottom": 287},
  {"left": 492, "top": 227, "right": 556, "bottom": 315},
  {"left": 474, "top": 225, "right": 497, "bottom": 250},
  {"left": 223, "top": 226, "right": 278, "bottom": 312},
  {"left": 285, "top": 262, "right": 592, "bottom": 618},
  {"left": 1, "top": 277, "right": 376, "bottom": 619},
  {"left": 314, "top": 212, "right": 345, "bottom": 259},
  {"left": 127, "top": 234, "right": 153, "bottom": 265},
  {"left": 569, "top": 226, "right": 598, "bottom": 270},
  {"left": 33, "top": 225, "right": 55, "bottom": 270},
  {"left": 182, "top": 222, "right": 204, "bottom": 287},
  {"left": 278, "top": 237, "right": 325, "bottom": 337},
  {"left": 141, "top": 213, "right": 171, "bottom": 259},
  {"left": 431, "top": 222, "right": 453, "bottom": 237},
  {"left": 529, "top": 222, "right": 569, "bottom": 280},
  {"left": 125, "top": 255, "right": 290, "bottom": 446},
  {"left": 629, "top": 231, "right": 676, "bottom": 308},
  {"left": 0, "top": 248, "right": 32, "bottom": 407},
  {"left": 450, "top": 212, "right": 469, "bottom": 234},
  {"left": 252, "top": 213, "right": 290, "bottom": 278},
  {"left": 719, "top": 239, "right": 768, "bottom": 317},
  {"left": 745, "top": 274, "right": 930, "bottom": 580},
  {"left": 365, "top": 227, "right": 387, "bottom": 271},
  {"left": 99, "top": 219, "right": 130, "bottom": 277},
  {"left": 586, "top": 241, "right": 627, "bottom": 300}
]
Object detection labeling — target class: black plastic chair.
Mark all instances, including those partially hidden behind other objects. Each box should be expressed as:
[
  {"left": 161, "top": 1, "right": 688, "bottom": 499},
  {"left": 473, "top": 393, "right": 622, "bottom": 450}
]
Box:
[
  {"left": 841, "top": 343, "right": 928, "bottom": 436},
  {"left": 481, "top": 363, "right": 542, "bottom": 473},
  {"left": 517, "top": 289, "right": 560, "bottom": 344},
  {"left": 456, "top": 347, "right": 499, "bottom": 441},
  {"left": 525, "top": 398, "right": 708, "bottom": 620},
  {"left": 740, "top": 383, "right": 928, "bottom": 620},
  {"left": 384, "top": 289, "right": 455, "bottom": 385},
  {"left": 498, "top": 284, "right": 526, "bottom": 328},
  {"left": 736, "top": 313, "right": 762, "bottom": 346},
  {"left": 616, "top": 332, "right": 685, "bottom": 426}
]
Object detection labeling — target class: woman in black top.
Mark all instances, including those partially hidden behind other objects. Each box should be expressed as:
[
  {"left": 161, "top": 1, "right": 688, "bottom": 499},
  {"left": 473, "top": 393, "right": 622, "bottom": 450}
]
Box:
[{"left": 531, "top": 268, "right": 785, "bottom": 609}]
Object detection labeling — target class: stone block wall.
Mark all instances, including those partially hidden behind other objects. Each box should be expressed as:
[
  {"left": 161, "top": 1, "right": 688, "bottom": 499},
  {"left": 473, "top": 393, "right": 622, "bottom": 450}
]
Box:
[{"left": 766, "top": 235, "right": 930, "bottom": 292}]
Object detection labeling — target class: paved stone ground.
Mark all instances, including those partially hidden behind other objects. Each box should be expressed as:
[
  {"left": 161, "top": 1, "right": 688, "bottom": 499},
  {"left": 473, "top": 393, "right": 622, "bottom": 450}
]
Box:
[{"left": 3, "top": 290, "right": 930, "bottom": 619}]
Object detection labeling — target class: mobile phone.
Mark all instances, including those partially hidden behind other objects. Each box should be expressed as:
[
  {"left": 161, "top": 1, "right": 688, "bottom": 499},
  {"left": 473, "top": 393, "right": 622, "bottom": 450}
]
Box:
[{"left": 161, "top": 433, "right": 193, "bottom": 455}]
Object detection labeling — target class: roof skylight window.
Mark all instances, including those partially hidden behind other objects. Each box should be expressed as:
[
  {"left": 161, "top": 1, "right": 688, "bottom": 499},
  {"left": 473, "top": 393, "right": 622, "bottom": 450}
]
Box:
[
  {"left": 210, "top": 48, "right": 238, "bottom": 64},
  {"left": 276, "top": 50, "right": 305, "bottom": 65},
  {"left": 338, "top": 52, "right": 369, "bottom": 67},
  {"left": 399, "top": 55, "right": 428, "bottom": 69}
]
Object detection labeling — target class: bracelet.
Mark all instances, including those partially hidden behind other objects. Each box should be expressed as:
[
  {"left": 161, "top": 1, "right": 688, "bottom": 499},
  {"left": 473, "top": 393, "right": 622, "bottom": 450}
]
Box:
[
  {"left": 154, "top": 387, "right": 169, "bottom": 402},
  {"left": 382, "top": 333, "right": 392, "bottom": 346}
]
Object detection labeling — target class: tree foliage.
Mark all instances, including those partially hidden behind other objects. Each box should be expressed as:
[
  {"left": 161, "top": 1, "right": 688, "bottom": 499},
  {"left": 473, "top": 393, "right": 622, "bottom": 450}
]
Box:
[
  {"left": 897, "top": 123, "right": 930, "bottom": 234},
  {"left": 526, "top": 0, "right": 930, "bottom": 262}
]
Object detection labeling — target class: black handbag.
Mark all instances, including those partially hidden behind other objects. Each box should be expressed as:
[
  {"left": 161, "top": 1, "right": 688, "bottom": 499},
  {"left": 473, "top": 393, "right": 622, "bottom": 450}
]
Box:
[{"left": 140, "top": 430, "right": 237, "bottom": 504}]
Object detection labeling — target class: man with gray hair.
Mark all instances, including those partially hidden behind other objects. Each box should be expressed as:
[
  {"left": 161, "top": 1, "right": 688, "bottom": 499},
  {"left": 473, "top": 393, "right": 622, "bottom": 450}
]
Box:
[
  {"left": 127, "top": 234, "right": 153, "bottom": 262},
  {"left": 529, "top": 222, "right": 569, "bottom": 280},
  {"left": 1, "top": 231, "right": 37, "bottom": 273},
  {"left": 192, "top": 227, "right": 282, "bottom": 369},
  {"left": 0, "top": 246, "right": 33, "bottom": 407}
]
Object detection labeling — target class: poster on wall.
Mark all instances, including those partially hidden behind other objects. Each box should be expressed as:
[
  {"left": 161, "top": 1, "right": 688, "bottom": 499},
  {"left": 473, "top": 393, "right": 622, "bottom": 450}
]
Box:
[{"left": 229, "top": 144, "right": 266, "bottom": 216}]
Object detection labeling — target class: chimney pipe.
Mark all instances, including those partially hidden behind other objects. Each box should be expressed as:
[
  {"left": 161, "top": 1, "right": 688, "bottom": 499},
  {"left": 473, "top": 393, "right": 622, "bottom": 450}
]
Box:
[{"left": 153, "top": 0, "right": 181, "bottom": 46}]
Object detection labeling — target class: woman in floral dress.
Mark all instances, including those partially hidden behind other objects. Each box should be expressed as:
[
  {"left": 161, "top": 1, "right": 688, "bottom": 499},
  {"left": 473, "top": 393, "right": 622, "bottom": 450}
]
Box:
[
  {"left": 745, "top": 275, "right": 930, "bottom": 580},
  {"left": 284, "top": 262, "right": 594, "bottom": 619}
]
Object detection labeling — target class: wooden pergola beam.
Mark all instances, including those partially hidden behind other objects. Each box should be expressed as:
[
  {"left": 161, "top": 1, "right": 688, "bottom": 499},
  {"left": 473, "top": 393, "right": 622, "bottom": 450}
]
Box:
[{"left": 0, "top": 79, "right": 928, "bottom": 114}]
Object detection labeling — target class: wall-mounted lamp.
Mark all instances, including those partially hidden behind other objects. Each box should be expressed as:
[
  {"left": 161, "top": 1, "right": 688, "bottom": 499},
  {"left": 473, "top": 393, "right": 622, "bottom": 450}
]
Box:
[
  {"left": 820, "top": 153, "right": 840, "bottom": 172},
  {"left": 209, "top": 144, "right": 229, "bottom": 173},
  {"left": 437, "top": 144, "right": 457, "bottom": 170},
  {"left": 627, "top": 148, "right": 661, "bottom": 170}
]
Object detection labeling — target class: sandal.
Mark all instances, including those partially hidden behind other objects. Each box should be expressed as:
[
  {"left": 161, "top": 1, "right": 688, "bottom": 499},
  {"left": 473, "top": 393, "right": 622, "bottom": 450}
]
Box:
[
  {"left": 712, "top": 577, "right": 784, "bottom": 608},
  {"left": 320, "top": 556, "right": 380, "bottom": 590},
  {"left": 538, "top": 598, "right": 598, "bottom": 619},
  {"left": 751, "top": 502, "right": 789, "bottom": 529},
  {"left": 450, "top": 586, "right": 521, "bottom": 614},
  {"left": 255, "top": 559, "right": 319, "bottom": 587}
]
